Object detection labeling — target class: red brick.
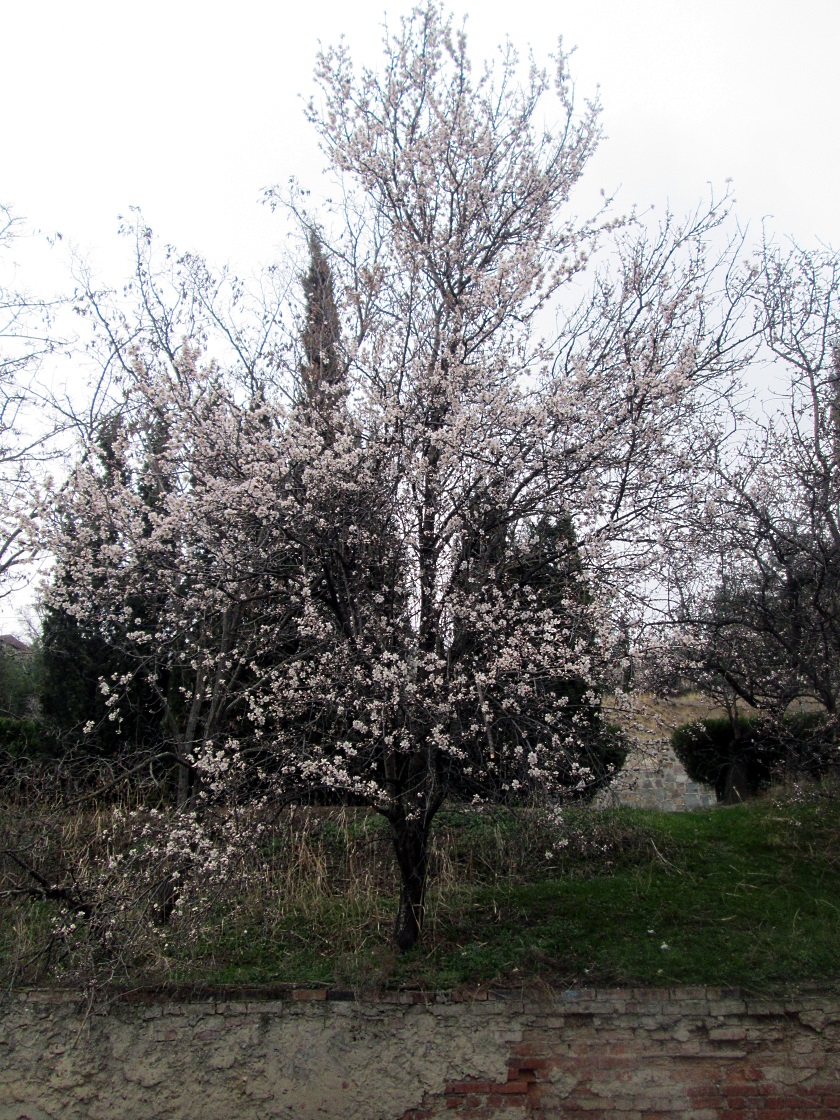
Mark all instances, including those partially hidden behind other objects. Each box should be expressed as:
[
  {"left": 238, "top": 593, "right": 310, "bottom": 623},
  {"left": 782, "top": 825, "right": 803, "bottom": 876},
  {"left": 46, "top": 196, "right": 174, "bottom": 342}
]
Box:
[
  {"left": 689, "top": 1095, "right": 723, "bottom": 1110},
  {"left": 447, "top": 1095, "right": 485, "bottom": 1112},
  {"left": 508, "top": 1057, "right": 548, "bottom": 1072},
  {"left": 725, "top": 1083, "right": 767, "bottom": 1097},
  {"left": 446, "top": 1082, "right": 497, "bottom": 1095}
]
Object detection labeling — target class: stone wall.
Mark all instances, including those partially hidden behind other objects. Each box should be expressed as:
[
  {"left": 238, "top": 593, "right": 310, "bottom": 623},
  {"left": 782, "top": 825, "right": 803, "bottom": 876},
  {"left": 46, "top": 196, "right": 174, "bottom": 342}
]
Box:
[
  {"left": 2, "top": 986, "right": 839, "bottom": 1119},
  {"left": 597, "top": 745, "right": 717, "bottom": 811},
  {"left": 599, "top": 690, "right": 720, "bottom": 812}
]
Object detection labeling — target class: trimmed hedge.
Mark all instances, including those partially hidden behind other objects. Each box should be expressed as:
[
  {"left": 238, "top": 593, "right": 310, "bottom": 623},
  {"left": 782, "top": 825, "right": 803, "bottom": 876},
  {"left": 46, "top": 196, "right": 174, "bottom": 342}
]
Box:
[{"left": 672, "top": 711, "right": 838, "bottom": 803}]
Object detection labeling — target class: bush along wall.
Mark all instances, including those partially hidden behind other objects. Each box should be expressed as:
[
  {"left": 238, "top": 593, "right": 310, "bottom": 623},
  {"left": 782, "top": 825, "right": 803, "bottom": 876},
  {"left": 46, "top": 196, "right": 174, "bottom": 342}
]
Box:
[{"left": 671, "top": 711, "right": 839, "bottom": 803}]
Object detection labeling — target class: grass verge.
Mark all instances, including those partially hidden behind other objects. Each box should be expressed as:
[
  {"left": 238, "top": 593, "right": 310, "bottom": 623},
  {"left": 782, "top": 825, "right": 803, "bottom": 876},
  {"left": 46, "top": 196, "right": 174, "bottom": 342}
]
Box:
[{"left": 3, "top": 789, "right": 839, "bottom": 994}]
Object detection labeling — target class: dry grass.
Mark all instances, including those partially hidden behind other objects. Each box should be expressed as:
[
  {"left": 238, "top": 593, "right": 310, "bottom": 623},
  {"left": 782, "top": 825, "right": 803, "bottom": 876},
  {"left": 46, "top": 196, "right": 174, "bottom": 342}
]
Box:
[
  {"left": 1, "top": 796, "right": 653, "bottom": 991},
  {"left": 5, "top": 786, "right": 840, "bottom": 994},
  {"left": 605, "top": 691, "right": 725, "bottom": 742}
]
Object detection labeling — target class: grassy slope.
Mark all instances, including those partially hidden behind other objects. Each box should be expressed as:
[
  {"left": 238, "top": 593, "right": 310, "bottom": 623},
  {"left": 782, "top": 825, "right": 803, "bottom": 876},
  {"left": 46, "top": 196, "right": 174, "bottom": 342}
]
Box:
[
  {"left": 423, "top": 805, "right": 840, "bottom": 992},
  {"left": 158, "top": 795, "right": 840, "bottom": 995}
]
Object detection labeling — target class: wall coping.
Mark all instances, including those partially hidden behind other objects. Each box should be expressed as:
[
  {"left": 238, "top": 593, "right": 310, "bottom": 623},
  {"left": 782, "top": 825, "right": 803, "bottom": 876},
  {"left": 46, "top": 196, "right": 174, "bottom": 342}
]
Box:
[{"left": 9, "top": 981, "right": 837, "bottom": 1009}]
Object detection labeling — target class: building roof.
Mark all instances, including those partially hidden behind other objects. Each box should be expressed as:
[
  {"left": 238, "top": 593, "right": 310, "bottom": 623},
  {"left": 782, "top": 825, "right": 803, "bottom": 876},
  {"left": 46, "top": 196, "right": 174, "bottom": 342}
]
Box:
[{"left": 0, "top": 634, "right": 32, "bottom": 653}]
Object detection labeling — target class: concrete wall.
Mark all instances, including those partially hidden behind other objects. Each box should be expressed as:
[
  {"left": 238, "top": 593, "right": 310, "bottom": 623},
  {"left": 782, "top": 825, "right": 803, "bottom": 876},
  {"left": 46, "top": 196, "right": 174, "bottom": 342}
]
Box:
[{"left": 2, "top": 986, "right": 839, "bottom": 1119}]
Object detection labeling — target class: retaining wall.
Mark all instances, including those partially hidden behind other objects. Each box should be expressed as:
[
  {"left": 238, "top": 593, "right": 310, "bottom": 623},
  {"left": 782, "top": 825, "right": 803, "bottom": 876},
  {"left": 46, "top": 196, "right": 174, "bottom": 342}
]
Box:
[
  {"left": 2, "top": 986, "right": 839, "bottom": 1119},
  {"left": 597, "top": 746, "right": 717, "bottom": 811}
]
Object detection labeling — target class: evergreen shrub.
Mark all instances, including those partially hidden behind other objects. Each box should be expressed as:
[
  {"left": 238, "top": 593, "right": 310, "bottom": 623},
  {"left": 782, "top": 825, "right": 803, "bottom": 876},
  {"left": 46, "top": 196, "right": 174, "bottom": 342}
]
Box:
[
  {"left": 672, "top": 712, "right": 839, "bottom": 802},
  {"left": 0, "top": 716, "right": 46, "bottom": 758}
]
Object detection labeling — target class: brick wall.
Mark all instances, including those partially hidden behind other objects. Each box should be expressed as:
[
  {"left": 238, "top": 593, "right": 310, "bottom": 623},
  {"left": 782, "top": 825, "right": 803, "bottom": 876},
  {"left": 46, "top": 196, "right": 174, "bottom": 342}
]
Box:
[{"left": 1, "top": 986, "right": 838, "bottom": 1119}]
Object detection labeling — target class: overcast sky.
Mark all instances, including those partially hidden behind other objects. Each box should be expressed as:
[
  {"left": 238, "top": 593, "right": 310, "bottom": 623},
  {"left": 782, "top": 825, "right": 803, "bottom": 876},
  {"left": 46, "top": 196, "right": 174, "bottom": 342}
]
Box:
[
  {"left": 2, "top": 0, "right": 838, "bottom": 279},
  {"left": 1, "top": 0, "right": 838, "bottom": 631}
]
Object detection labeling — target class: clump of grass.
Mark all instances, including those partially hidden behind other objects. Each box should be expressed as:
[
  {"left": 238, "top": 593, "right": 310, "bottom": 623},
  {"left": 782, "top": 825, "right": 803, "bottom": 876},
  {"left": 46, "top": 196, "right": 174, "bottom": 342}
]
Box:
[{"left": 429, "top": 803, "right": 660, "bottom": 886}]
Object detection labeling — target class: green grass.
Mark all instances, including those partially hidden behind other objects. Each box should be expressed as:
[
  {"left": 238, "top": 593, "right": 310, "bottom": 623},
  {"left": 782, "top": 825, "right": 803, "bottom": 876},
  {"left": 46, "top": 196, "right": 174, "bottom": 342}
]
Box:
[
  {"left": 160, "top": 795, "right": 840, "bottom": 993},
  {"left": 4, "top": 792, "right": 840, "bottom": 994},
  {"left": 406, "top": 803, "right": 840, "bottom": 992}
]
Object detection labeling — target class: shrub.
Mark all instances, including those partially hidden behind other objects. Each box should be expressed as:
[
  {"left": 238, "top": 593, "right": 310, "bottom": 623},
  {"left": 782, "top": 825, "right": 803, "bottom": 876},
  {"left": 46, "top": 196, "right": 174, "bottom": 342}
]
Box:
[
  {"left": 771, "top": 711, "right": 839, "bottom": 783},
  {"left": 672, "top": 716, "right": 766, "bottom": 802},
  {"left": 0, "top": 644, "right": 40, "bottom": 719},
  {"left": 0, "top": 716, "right": 46, "bottom": 758},
  {"left": 672, "top": 712, "right": 839, "bottom": 803}
]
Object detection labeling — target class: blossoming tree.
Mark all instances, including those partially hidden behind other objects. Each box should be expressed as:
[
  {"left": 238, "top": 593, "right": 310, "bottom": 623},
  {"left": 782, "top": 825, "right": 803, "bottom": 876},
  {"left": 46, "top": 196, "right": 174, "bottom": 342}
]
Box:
[
  {"left": 45, "top": 3, "right": 750, "bottom": 950},
  {"left": 1, "top": 206, "right": 66, "bottom": 599}
]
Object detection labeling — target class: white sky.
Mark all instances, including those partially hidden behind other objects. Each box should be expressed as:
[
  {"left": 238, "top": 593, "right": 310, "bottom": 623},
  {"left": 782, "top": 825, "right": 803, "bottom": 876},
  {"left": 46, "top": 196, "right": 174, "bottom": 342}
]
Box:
[
  {"left": 1, "top": 0, "right": 838, "bottom": 630},
  {"left": 2, "top": 0, "right": 838, "bottom": 276}
]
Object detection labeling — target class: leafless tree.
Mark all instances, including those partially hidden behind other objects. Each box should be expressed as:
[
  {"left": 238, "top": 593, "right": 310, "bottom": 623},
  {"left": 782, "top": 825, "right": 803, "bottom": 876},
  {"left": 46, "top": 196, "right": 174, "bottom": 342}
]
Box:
[
  {"left": 673, "top": 240, "right": 840, "bottom": 722},
  {"left": 0, "top": 205, "right": 67, "bottom": 599}
]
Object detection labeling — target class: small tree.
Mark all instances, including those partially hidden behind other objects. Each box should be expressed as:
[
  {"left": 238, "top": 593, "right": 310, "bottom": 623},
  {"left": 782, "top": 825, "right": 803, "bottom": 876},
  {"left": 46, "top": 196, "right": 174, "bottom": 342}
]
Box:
[
  {"left": 45, "top": 5, "right": 751, "bottom": 953},
  {"left": 298, "top": 229, "right": 346, "bottom": 420},
  {"left": 0, "top": 638, "right": 39, "bottom": 721},
  {"left": 43, "top": 221, "right": 296, "bottom": 811},
  {"left": 675, "top": 241, "right": 840, "bottom": 720},
  {"left": 37, "top": 415, "right": 162, "bottom": 761}
]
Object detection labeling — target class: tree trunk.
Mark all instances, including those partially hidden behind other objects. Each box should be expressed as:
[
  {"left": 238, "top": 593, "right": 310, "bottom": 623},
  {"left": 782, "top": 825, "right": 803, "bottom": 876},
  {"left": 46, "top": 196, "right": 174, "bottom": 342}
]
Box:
[
  {"left": 724, "top": 754, "right": 750, "bottom": 804},
  {"left": 392, "top": 821, "right": 429, "bottom": 952},
  {"left": 176, "top": 756, "right": 195, "bottom": 809}
]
